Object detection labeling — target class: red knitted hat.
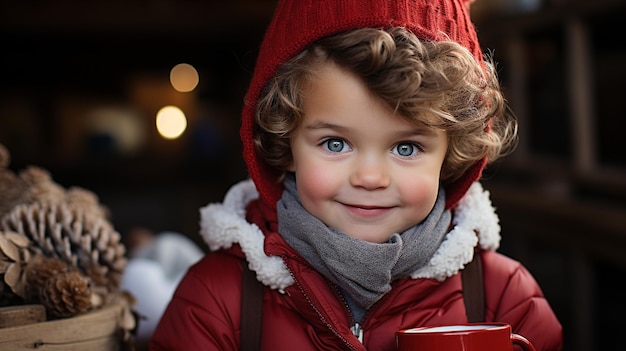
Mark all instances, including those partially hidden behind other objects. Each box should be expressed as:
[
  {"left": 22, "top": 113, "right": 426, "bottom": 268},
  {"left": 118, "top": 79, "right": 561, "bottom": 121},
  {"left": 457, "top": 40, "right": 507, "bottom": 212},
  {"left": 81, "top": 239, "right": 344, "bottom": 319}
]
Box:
[{"left": 241, "top": 0, "right": 486, "bottom": 211}]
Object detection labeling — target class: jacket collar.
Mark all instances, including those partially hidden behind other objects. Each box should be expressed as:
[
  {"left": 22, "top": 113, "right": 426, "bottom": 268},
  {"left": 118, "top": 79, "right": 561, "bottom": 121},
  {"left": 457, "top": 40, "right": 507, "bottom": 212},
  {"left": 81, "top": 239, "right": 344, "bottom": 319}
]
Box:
[{"left": 199, "top": 179, "right": 500, "bottom": 291}]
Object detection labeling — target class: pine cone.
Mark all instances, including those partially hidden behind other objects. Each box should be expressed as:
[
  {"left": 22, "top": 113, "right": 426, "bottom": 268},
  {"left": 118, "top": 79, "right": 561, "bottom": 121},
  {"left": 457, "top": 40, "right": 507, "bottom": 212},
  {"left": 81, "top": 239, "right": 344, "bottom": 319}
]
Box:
[
  {"left": 85, "top": 262, "right": 110, "bottom": 287},
  {"left": 23, "top": 255, "right": 73, "bottom": 303},
  {"left": 19, "top": 166, "right": 66, "bottom": 205},
  {"left": 0, "top": 152, "right": 28, "bottom": 219},
  {"left": 0, "top": 143, "right": 129, "bottom": 314},
  {"left": 66, "top": 187, "right": 110, "bottom": 221},
  {"left": 1, "top": 202, "right": 127, "bottom": 291},
  {"left": 39, "top": 270, "right": 92, "bottom": 318},
  {"left": 0, "top": 161, "right": 65, "bottom": 219}
]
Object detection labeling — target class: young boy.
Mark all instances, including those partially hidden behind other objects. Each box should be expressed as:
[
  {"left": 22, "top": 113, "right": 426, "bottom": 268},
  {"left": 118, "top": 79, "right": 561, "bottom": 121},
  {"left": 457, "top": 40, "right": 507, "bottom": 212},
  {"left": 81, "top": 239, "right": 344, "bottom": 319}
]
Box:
[{"left": 151, "top": 0, "right": 563, "bottom": 350}]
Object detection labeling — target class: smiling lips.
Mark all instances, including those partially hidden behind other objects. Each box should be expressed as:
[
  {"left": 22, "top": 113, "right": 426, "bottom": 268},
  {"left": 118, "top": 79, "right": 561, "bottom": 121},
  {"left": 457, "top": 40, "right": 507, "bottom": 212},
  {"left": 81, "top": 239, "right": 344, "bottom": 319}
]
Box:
[{"left": 341, "top": 203, "right": 394, "bottom": 217}]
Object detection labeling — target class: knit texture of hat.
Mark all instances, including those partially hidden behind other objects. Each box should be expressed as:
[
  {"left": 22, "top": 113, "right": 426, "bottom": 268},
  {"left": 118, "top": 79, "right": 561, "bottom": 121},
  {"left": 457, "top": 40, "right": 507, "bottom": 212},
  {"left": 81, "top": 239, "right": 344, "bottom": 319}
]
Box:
[{"left": 241, "top": 0, "right": 486, "bottom": 211}]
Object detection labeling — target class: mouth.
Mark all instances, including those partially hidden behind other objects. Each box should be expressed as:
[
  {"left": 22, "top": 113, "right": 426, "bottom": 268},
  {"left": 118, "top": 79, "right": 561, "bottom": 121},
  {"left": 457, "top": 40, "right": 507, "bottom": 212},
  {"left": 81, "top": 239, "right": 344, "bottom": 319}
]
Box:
[{"left": 340, "top": 203, "right": 394, "bottom": 217}]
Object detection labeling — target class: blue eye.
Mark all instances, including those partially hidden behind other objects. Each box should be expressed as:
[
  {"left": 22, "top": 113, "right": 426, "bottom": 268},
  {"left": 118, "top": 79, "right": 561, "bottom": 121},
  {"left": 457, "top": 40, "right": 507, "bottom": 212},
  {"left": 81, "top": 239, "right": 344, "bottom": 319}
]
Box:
[
  {"left": 393, "top": 143, "right": 418, "bottom": 157},
  {"left": 323, "top": 138, "right": 350, "bottom": 153}
]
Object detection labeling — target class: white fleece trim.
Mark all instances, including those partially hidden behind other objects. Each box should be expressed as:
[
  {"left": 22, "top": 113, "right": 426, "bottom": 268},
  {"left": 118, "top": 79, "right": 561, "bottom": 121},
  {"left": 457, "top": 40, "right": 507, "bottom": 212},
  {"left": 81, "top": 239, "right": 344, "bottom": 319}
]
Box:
[
  {"left": 199, "top": 180, "right": 294, "bottom": 291},
  {"left": 199, "top": 180, "right": 500, "bottom": 289},
  {"left": 411, "top": 182, "right": 500, "bottom": 281}
]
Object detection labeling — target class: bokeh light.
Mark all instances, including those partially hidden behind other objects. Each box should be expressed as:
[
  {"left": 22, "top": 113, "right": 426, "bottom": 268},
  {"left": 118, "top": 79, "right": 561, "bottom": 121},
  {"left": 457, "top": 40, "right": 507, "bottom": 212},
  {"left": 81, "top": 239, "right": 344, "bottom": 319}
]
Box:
[
  {"left": 170, "top": 63, "right": 199, "bottom": 92},
  {"left": 156, "top": 105, "right": 187, "bottom": 139}
]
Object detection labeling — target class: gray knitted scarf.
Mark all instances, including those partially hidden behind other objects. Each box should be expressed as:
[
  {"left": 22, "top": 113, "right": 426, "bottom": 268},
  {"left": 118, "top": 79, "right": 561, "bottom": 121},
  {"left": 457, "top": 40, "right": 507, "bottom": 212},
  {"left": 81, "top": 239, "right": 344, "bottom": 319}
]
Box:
[{"left": 277, "top": 176, "right": 450, "bottom": 310}]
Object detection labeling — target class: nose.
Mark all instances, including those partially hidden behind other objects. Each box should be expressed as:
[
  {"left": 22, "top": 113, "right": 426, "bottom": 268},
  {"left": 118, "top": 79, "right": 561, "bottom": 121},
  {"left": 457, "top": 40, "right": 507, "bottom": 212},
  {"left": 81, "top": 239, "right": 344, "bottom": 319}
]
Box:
[{"left": 349, "top": 155, "right": 390, "bottom": 190}]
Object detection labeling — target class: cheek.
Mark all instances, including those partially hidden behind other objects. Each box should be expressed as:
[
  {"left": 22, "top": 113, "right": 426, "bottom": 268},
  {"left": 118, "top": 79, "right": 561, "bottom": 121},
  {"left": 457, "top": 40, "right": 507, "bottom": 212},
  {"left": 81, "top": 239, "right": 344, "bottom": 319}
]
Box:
[
  {"left": 295, "top": 165, "right": 338, "bottom": 202},
  {"left": 399, "top": 174, "right": 441, "bottom": 212}
]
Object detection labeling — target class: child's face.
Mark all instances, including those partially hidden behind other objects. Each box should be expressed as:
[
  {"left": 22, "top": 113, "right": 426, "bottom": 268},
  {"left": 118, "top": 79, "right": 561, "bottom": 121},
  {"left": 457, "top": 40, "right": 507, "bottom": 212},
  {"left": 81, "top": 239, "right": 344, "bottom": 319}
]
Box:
[{"left": 287, "top": 63, "right": 448, "bottom": 243}]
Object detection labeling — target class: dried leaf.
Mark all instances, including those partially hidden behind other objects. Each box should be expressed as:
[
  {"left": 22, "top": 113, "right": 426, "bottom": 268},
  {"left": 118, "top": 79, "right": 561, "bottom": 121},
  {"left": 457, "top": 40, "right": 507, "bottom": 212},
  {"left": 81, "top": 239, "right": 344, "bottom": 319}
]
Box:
[
  {"left": 4, "top": 262, "right": 20, "bottom": 287},
  {"left": 0, "top": 235, "right": 20, "bottom": 262},
  {"left": 120, "top": 305, "right": 137, "bottom": 331},
  {"left": 0, "top": 259, "right": 11, "bottom": 273},
  {"left": 3, "top": 231, "right": 31, "bottom": 247}
]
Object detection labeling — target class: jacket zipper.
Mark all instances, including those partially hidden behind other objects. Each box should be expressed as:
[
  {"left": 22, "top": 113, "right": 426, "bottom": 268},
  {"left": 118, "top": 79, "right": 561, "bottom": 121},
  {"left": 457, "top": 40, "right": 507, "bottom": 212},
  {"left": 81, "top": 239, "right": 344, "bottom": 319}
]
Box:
[
  {"left": 350, "top": 323, "right": 364, "bottom": 343},
  {"left": 332, "top": 285, "right": 365, "bottom": 344},
  {"left": 286, "top": 266, "right": 359, "bottom": 351}
]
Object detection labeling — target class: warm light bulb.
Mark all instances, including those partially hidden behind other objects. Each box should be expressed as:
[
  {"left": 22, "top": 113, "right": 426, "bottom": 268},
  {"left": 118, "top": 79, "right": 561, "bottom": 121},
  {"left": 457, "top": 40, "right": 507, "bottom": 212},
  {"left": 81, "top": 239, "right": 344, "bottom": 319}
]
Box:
[
  {"left": 156, "top": 105, "right": 187, "bottom": 139},
  {"left": 170, "top": 63, "right": 199, "bottom": 92}
]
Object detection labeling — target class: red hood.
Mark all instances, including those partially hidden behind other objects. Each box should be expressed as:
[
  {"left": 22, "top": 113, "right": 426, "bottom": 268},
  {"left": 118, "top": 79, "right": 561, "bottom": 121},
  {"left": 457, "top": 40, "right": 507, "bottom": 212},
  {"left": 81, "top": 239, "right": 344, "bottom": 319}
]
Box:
[{"left": 240, "top": 0, "right": 486, "bottom": 213}]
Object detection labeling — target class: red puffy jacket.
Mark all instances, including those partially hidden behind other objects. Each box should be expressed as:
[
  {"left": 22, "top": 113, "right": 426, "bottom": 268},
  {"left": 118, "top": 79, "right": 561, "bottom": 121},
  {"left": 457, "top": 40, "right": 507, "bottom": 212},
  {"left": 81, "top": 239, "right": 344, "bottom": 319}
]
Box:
[{"left": 150, "top": 181, "right": 562, "bottom": 351}]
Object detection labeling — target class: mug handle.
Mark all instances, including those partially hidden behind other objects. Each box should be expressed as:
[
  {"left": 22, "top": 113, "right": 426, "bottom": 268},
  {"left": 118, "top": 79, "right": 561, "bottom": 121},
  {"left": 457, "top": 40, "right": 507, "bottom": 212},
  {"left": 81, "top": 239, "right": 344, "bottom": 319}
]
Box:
[{"left": 511, "top": 333, "right": 537, "bottom": 351}]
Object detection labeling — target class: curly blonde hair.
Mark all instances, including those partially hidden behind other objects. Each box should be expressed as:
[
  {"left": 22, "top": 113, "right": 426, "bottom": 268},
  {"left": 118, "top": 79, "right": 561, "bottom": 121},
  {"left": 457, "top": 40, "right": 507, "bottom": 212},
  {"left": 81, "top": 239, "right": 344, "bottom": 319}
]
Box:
[{"left": 254, "top": 27, "right": 517, "bottom": 184}]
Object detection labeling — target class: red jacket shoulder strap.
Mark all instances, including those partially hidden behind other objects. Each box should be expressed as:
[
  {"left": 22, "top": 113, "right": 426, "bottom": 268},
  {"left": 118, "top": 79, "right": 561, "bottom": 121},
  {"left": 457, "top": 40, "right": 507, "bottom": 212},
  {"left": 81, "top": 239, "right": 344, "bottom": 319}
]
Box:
[
  {"left": 240, "top": 261, "right": 264, "bottom": 351},
  {"left": 462, "top": 251, "right": 486, "bottom": 322}
]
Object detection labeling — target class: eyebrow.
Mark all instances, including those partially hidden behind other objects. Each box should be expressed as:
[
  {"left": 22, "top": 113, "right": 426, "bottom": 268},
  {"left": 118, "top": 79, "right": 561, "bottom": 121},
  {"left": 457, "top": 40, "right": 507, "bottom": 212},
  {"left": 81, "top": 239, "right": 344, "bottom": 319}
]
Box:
[
  {"left": 303, "top": 121, "right": 439, "bottom": 137},
  {"left": 303, "top": 121, "right": 347, "bottom": 132}
]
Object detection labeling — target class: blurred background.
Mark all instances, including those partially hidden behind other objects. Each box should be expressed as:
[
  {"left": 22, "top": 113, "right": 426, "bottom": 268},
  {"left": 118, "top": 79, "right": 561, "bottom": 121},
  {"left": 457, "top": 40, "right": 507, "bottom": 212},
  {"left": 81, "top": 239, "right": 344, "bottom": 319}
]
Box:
[{"left": 0, "top": 0, "right": 624, "bottom": 349}]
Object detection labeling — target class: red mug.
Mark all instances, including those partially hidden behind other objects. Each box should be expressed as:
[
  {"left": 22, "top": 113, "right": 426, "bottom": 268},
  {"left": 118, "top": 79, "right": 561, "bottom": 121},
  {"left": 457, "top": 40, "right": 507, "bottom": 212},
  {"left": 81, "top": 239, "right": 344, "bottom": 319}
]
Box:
[{"left": 396, "top": 323, "right": 536, "bottom": 351}]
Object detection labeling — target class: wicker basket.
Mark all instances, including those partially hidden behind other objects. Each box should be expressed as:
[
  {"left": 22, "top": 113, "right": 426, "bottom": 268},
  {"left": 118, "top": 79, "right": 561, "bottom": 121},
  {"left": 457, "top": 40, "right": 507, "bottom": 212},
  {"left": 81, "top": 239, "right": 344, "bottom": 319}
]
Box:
[{"left": 0, "top": 293, "right": 134, "bottom": 351}]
